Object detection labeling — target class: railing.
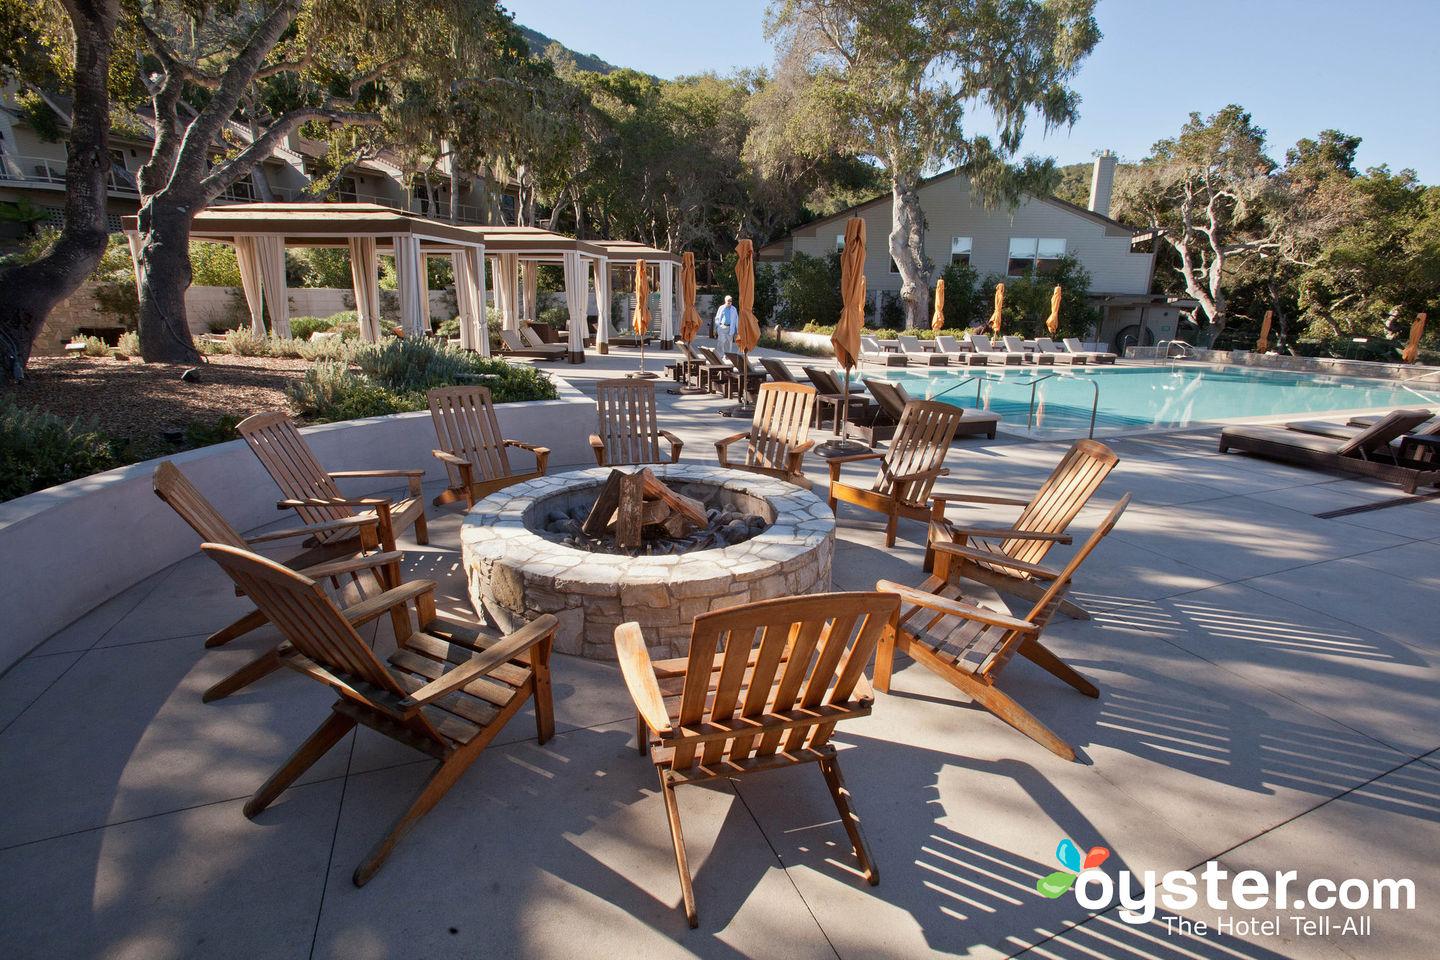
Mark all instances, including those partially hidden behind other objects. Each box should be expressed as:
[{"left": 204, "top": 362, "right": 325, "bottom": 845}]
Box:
[
  {"left": 1013, "top": 372, "right": 1100, "bottom": 438},
  {"left": 929, "top": 374, "right": 984, "bottom": 407},
  {"left": 0, "top": 153, "right": 139, "bottom": 195}
]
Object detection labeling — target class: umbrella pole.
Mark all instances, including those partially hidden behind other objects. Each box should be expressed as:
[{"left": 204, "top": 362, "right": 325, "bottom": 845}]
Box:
[
  {"left": 720, "top": 347, "right": 757, "bottom": 418},
  {"left": 816, "top": 362, "right": 869, "bottom": 456}
]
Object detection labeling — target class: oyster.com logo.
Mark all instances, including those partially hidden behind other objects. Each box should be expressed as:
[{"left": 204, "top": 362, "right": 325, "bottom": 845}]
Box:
[{"left": 1036, "top": 838, "right": 1110, "bottom": 899}]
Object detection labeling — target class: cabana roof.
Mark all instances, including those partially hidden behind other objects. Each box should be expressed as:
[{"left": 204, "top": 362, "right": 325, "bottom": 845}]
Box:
[
  {"left": 588, "top": 238, "right": 682, "bottom": 266},
  {"left": 122, "top": 203, "right": 483, "bottom": 252}
]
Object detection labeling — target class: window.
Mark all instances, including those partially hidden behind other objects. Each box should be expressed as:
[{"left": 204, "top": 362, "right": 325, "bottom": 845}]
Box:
[
  {"left": 950, "top": 237, "right": 972, "bottom": 266},
  {"left": 1007, "top": 238, "right": 1066, "bottom": 277},
  {"left": 336, "top": 176, "right": 357, "bottom": 203},
  {"left": 890, "top": 258, "right": 900, "bottom": 274},
  {"left": 836, "top": 234, "right": 846, "bottom": 252}
]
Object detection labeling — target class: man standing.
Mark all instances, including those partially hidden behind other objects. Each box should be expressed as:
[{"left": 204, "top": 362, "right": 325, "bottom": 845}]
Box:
[{"left": 714, "top": 294, "right": 738, "bottom": 356}]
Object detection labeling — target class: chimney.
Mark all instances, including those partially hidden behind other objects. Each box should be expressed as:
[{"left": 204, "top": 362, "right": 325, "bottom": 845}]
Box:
[{"left": 1088, "top": 150, "right": 1118, "bottom": 218}]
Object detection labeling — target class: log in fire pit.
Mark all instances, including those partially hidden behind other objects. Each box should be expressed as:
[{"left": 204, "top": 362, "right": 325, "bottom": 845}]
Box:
[{"left": 460, "top": 464, "right": 834, "bottom": 659}]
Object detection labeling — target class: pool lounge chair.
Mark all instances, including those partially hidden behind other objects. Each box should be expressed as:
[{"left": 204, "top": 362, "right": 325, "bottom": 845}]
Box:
[
  {"left": 1062, "top": 338, "right": 1117, "bottom": 364},
  {"left": 1218, "top": 409, "right": 1440, "bottom": 493},
  {"left": 1003, "top": 336, "right": 1053, "bottom": 364},
  {"left": 499, "top": 328, "right": 565, "bottom": 360},
  {"left": 1033, "top": 337, "right": 1087, "bottom": 364},
  {"left": 803, "top": 365, "right": 875, "bottom": 434},
  {"left": 859, "top": 335, "right": 908, "bottom": 366},
  {"left": 934, "top": 335, "right": 990, "bottom": 366},
  {"left": 966, "top": 334, "right": 1024, "bottom": 365},
  {"left": 897, "top": 334, "right": 949, "bottom": 366},
  {"left": 862, "top": 377, "right": 1000, "bottom": 440}
]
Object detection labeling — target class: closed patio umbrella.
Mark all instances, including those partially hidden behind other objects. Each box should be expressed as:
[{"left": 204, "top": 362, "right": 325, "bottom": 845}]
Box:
[
  {"left": 931, "top": 277, "right": 946, "bottom": 331},
  {"left": 1402, "top": 313, "right": 1427, "bottom": 364},
  {"left": 820, "top": 217, "right": 868, "bottom": 453},
  {"left": 679, "top": 252, "right": 701, "bottom": 344},
  {"left": 633, "top": 259, "right": 654, "bottom": 377},
  {"left": 990, "top": 282, "right": 1005, "bottom": 336},
  {"left": 723, "top": 239, "right": 763, "bottom": 417},
  {"left": 1046, "top": 285, "right": 1063, "bottom": 334},
  {"left": 1256, "top": 310, "right": 1273, "bottom": 353}
]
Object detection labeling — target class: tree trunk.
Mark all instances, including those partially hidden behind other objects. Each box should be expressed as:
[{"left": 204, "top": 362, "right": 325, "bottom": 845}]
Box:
[
  {"left": 0, "top": 0, "right": 116, "bottom": 382},
  {"left": 889, "top": 171, "right": 930, "bottom": 330},
  {"left": 135, "top": 197, "right": 202, "bottom": 363}
]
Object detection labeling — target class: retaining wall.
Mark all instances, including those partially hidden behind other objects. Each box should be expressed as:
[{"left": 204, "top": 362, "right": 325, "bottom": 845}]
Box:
[{"left": 0, "top": 376, "right": 596, "bottom": 672}]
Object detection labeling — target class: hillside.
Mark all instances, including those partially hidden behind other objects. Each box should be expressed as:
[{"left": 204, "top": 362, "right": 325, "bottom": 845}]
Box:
[{"left": 515, "top": 25, "right": 622, "bottom": 75}]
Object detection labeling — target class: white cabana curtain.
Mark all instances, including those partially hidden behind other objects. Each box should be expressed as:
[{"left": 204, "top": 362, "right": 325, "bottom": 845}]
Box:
[
  {"left": 255, "top": 236, "right": 290, "bottom": 338},
  {"left": 562, "top": 251, "right": 586, "bottom": 360},
  {"left": 494, "top": 253, "right": 520, "bottom": 332},
  {"left": 348, "top": 237, "right": 384, "bottom": 342},
  {"left": 594, "top": 257, "right": 611, "bottom": 349},
  {"left": 454, "top": 246, "right": 489, "bottom": 356},
  {"left": 521, "top": 261, "right": 539, "bottom": 323},
  {"left": 394, "top": 235, "right": 428, "bottom": 337},
  {"left": 234, "top": 237, "right": 266, "bottom": 336},
  {"left": 124, "top": 230, "right": 145, "bottom": 298},
  {"left": 659, "top": 261, "right": 675, "bottom": 345}
]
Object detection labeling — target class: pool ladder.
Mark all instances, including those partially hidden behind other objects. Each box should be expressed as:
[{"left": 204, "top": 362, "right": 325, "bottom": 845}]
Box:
[{"left": 930, "top": 372, "right": 1101, "bottom": 438}]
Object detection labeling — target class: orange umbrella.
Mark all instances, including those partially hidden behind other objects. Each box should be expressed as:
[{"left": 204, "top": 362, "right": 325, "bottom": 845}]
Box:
[
  {"left": 990, "top": 282, "right": 1005, "bottom": 336},
  {"left": 632, "top": 259, "right": 651, "bottom": 336},
  {"left": 1256, "top": 310, "right": 1273, "bottom": 353},
  {"left": 930, "top": 277, "right": 946, "bottom": 331},
  {"left": 1402, "top": 313, "right": 1427, "bottom": 364},
  {"left": 735, "top": 239, "right": 761, "bottom": 352},
  {"left": 1046, "top": 285, "right": 1063, "bottom": 334},
  {"left": 678, "top": 252, "right": 701, "bottom": 343},
  {"left": 833, "top": 218, "right": 866, "bottom": 368}
]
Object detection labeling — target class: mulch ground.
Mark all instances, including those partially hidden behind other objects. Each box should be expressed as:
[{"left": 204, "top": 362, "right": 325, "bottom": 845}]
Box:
[{"left": 4, "top": 354, "right": 312, "bottom": 442}]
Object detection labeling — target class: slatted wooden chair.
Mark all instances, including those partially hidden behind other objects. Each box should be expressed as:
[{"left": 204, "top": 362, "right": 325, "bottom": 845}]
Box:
[
  {"left": 925, "top": 439, "right": 1119, "bottom": 619},
  {"left": 590, "top": 378, "right": 684, "bottom": 466},
  {"left": 876, "top": 496, "right": 1130, "bottom": 761},
  {"left": 237, "top": 410, "right": 429, "bottom": 546},
  {"left": 203, "top": 541, "right": 558, "bottom": 886},
  {"left": 615, "top": 591, "right": 898, "bottom": 927},
  {"left": 714, "top": 382, "right": 817, "bottom": 488},
  {"left": 427, "top": 385, "right": 549, "bottom": 509},
  {"left": 826, "top": 399, "right": 966, "bottom": 546},
  {"left": 152, "top": 461, "right": 402, "bottom": 702}
]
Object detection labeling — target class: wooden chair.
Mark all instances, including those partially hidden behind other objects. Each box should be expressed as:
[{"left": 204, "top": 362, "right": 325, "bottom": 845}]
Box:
[
  {"left": 695, "top": 347, "right": 735, "bottom": 394},
  {"left": 925, "top": 439, "right": 1119, "bottom": 619},
  {"left": 714, "top": 382, "right": 817, "bottom": 488},
  {"left": 427, "top": 385, "right": 549, "bottom": 509},
  {"left": 237, "top": 410, "right": 429, "bottom": 546},
  {"left": 827, "top": 399, "right": 967, "bottom": 546},
  {"left": 590, "top": 378, "right": 684, "bottom": 466},
  {"left": 876, "top": 495, "right": 1130, "bottom": 761},
  {"left": 615, "top": 591, "right": 898, "bottom": 927},
  {"left": 152, "top": 461, "right": 402, "bottom": 702},
  {"left": 725, "top": 352, "right": 767, "bottom": 402},
  {"left": 802, "top": 365, "right": 873, "bottom": 434},
  {"left": 203, "top": 541, "right": 558, "bottom": 886}
]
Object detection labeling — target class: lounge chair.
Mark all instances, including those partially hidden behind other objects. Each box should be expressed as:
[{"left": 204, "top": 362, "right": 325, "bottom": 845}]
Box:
[
  {"left": 499, "top": 328, "right": 565, "bottom": 360},
  {"left": 1218, "top": 409, "right": 1440, "bottom": 493},
  {"left": 427, "top": 385, "right": 549, "bottom": 509},
  {"left": 205, "top": 541, "right": 557, "bottom": 886},
  {"left": 1033, "top": 337, "right": 1087, "bottom": 364},
  {"left": 1295, "top": 410, "right": 1439, "bottom": 438},
  {"left": 715, "top": 382, "right": 816, "bottom": 487},
  {"left": 725, "top": 351, "right": 768, "bottom": 401},
  {"left": 876, "top": 496, "right": 1130, "bottom": 761},
  {"left": 934, "top": 334, "right": 990, "bottom": 366},
  {"left": 859, "top": 334, "right": 908, "bottom": 366},
  {"left": 897, "top": 334, "right": 949, "bottom": 366},
  {"left": 591, "top": 378, "right": 684, "bottom": 466},
  {"left": 1004, "top": 335, "right": 1053, "bottom": 364},
  {"left": 1062, "top": 337, "right": 1117, "bottom": 364},
  {"left": 759, "top": 356, "right": 800, "bottom": 384},
  {"left": 695, "top": 347, "right": 735, "bottom": 394},
  {"left": 924, "top": 438, "right": 1119, "bottom": 619},
  {"left": 862, "top": 377, "right": 1000, "bottom": 440},
  {"left": 966, "top": 334, "right": 1024, "bottom": 365},
  {"left": 803, "top": 365, "right": 874, "bottom": 434},
  {"left": 827, "top": 399, "right": 967, "bottom": 546},
  {"left": 615, "top": 591, "right": 896, "bottom": 926}
]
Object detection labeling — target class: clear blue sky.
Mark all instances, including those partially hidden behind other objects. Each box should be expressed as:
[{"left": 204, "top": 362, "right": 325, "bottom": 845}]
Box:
[{"left": 503, "top": 0, "right": 1440, "bottom": 183}]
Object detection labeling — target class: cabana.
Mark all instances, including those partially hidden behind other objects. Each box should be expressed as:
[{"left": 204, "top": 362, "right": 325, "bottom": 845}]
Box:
[
  {"left": 586, "top": 239, "right": 683, "bottom": 351},
  {"left": 123, "top": 204, "right": 493, "bottom": 352}
]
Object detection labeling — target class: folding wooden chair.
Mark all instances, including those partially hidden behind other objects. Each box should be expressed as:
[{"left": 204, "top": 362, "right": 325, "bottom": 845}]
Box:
[
  {"left": 714, "top": 382, "right": 817, "bottom": 487},
  {"left": 204, "top": 542, "right": 557, "bottom": 886},
  {"left": 615, "top": 591, "right": 898, "bottom": 926},
  {"left": 877, "top": 496, "right": 1130, "bottom": 761},
  {"left": 237, "top": 410, "right": 428, "bottom": 546},
  {"left": 590, "top": 378, "right": 683, "bottom": 466},
  {"left": 427, "top": 385, "right": 549, "bottom": 508}
]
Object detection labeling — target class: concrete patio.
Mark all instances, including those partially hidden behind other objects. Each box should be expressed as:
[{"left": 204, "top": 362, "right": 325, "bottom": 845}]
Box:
[{"left": 2, "top": 345, "right": 1437, "bottom": 959}]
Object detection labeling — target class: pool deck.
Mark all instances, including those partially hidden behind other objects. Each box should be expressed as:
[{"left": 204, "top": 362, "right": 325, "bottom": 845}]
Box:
[{"left": 2, "top": 343, "right": 1438, "bottom": 959}]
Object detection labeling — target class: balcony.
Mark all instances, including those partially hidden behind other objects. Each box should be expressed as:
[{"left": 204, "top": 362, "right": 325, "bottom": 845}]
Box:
[{"left": 0, "top": 153, "right": 139, "bottom": 196}]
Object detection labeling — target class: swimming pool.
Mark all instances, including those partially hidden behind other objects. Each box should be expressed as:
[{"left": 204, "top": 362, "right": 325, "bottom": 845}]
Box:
[{"left": 862, "top": 364, "right": 1440, "bottom": 436}]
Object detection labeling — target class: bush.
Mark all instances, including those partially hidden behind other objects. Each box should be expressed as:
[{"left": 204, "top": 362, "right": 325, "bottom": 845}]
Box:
[
  {"left": 285, "top": 362, "right": 412, "bottom": 422},
  {"left": 287, "top": 316, "right": 333, "bottom": 341},
  {"left": 78, "top": 336, "right": 111, "bottom": 357},
  {"left": 190, "top": 241, "right": 242, "bottom": 287},
  {"left": 224, "top": 330, "right": 270, "bottom": 356},
  {"left": 115, "top": 331, "right": 140, "bottom": 355},
  {"left": 0, "top": 398, "right": 124, "bottom": 501},
  {"left": 184, "top": 414, "right": 242, "bottom": 448},
  {"left": 774, "top": 252, "right": 842, "bottom": 329},
  {"left": 978, "top": 256, "right": 1099, "bottom": 339},
  {"left": 878, "top": 292, "right": 906, "bottom": 330},
  {"left": 538, "top": 306, "right": 571, "bottom": 327}
]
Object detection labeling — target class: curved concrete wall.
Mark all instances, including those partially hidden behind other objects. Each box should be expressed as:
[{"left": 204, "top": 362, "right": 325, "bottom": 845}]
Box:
[{"left": 0, "top": 378, "right": 596, "bottom": 672}]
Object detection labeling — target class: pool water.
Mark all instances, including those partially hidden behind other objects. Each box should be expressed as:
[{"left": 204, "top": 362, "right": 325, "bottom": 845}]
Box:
[{"left": 862, "top": 364, "right": 1440, "bottom": 435}]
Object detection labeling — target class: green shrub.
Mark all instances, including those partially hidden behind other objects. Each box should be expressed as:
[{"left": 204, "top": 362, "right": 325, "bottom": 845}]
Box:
[
  {"left": 434, "top": 317, "right": 462, "bottom": 339},
  {"left": 190, "top": 241, "right": 242, "bottom": 287},
  {"left": 878, "top": 292, "right": 906, "bottom": 330},
  {"left": 774, "top": 252, "right": 843, "bottom": 329},
  {"left": 224, "top": 330, "right": 270, "bottom": 356},
  {"left": 79, "top": 336, "right": 111, "bottom": 357},
  {"left": 285, "top": 362, "right": 414, "bottom": 422},
  {"left": 0, "top": 398, "right": 125, "bottom": 501},
  {"left": 538, "top": 306, "right": 571, "bottom": 327},
  {"left": 184, "top": 414, "right": 242, "bottom": 448},
  {"left": 115, "top": 331, "right": 140, "bottom": 356},
  {"left": 354, "top": 337, "right": 474, "bottom": 391},
  {"left": 287, "top": 316, "right": 333, "bottom": 341},
  {"left": 325, "top": 311, "right": 361, "bottom": 339}
]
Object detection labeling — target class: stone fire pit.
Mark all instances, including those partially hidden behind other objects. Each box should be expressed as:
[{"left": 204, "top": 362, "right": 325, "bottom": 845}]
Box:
[{"left": 460, "top": 464, "right": 835, "bottom": 659}]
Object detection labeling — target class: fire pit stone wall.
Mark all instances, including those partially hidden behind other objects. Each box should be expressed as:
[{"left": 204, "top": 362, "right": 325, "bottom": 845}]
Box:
[{"left": 460, "top": 464, "right": 835, "bottom": 660}]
